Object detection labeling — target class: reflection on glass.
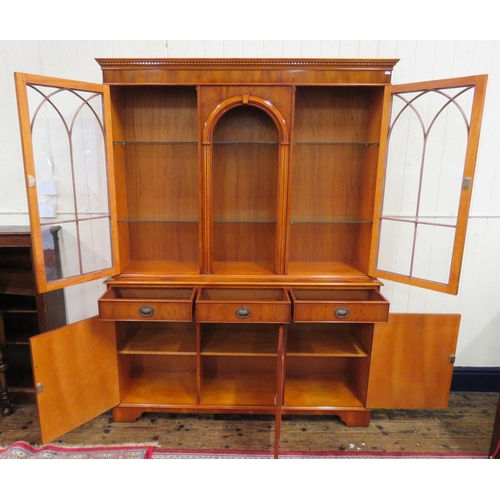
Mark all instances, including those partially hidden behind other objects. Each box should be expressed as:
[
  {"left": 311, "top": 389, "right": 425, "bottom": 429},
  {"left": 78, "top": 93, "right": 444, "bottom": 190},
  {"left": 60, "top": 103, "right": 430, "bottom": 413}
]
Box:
[{"left": 27, "top": 84, "right": 113, "bottom": 282}]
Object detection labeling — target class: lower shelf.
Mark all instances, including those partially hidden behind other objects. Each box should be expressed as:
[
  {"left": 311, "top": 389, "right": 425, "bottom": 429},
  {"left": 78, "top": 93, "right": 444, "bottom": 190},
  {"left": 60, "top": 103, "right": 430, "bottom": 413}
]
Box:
[
  {"left": 284, "top": 373, "right": 365, "bottom": 409},
  {"left": 201, "top": 371, "right": 276, "bottom": 407},
  {"left": 120, "top": 371, "right": 197, "bottom": 406}
]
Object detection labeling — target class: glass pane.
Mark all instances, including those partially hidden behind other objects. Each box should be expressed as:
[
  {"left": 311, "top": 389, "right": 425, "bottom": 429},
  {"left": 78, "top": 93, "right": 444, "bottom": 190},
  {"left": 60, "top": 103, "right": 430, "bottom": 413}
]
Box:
[
  {"left": 29, "top": 88, "right": 76, "bottom": 221},
  {"left": 377, "top": 219, "right": 414, "bottom": 276},
  {"left": 26, "top": 84, "right": 113, "bottom": 283},
  {"left": 412, "top": 224, "right": 455, "bottom": 284},
  {"left": 72, "top": 95, "right": 109, "bottom": 217},
  {"left": 45, "top": 222, "right": 80, "bottom": 280},
  {"left": 79, "top": 218, "right": 113, "bottom": 274},
  {"left": 382, "top": 99, "right": 424, "bottom": 219},
  {"left": 377, "top": 84, "right": 476, "bottom": 284}
]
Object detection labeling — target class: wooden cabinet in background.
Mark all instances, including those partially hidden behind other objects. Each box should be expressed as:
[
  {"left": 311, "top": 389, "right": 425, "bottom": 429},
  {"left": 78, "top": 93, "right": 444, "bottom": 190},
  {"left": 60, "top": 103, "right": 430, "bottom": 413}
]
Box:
[
  {"left": 0, "top": 226, "right": 66, "bottom": 415},
  {"left": 14, "top": 59, "right": 487, "bottom": 456}
]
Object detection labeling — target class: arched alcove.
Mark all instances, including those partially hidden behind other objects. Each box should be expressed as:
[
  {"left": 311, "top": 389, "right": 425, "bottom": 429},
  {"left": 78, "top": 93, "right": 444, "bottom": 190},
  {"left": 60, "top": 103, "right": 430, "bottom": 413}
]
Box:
[{"left": 202, "top": 96, "right": 288, "bottom": 274}]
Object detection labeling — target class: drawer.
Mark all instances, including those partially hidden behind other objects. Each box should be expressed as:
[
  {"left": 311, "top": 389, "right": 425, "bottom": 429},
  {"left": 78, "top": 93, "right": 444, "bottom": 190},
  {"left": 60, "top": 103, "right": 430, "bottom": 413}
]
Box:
[
  {"left": 290, "top": 289, "right": 389, "bottom": 323},
  {"left": 196, "top": 288, "right": 291, "bottom": 323},
  {"left": 98, "top": 287, "right": 196, "bottom": 322}
]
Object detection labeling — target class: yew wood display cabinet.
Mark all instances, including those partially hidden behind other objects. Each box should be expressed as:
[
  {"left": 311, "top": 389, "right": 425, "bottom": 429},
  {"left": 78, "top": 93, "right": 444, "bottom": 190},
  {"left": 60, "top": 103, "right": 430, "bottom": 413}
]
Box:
[{"left": 14, "top": 59, "right": 487, "bottom": 457}]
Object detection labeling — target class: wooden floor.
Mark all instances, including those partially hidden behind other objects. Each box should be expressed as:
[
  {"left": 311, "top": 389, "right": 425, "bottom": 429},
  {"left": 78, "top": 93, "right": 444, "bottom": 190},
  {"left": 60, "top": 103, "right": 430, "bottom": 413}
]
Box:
[{"left": 0, "top": 392, "right": 497, "bottom": 454}]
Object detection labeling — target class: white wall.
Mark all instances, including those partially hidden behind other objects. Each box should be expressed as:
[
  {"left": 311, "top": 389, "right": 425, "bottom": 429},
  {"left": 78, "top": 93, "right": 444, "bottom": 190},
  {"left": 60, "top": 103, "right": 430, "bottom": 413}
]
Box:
[{"left": 1, "top": 40, "right": 499, "bottom": 366}]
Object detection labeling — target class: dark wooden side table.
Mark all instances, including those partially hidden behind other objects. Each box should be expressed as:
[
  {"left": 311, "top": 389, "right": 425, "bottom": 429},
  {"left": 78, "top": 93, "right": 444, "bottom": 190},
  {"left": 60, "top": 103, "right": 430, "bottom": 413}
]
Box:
[{"left": 0, "top": 226, "right": 66, "bottom": 415}]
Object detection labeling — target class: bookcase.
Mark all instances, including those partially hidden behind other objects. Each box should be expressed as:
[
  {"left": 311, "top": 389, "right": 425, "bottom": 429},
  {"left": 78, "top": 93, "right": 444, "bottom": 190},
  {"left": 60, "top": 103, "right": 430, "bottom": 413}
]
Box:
[
  {"left": 0, "top": 226, "right": 66, "bottom": 415},
  {"left": 14, "top": 59, "right": 487, "bottom": 456}
]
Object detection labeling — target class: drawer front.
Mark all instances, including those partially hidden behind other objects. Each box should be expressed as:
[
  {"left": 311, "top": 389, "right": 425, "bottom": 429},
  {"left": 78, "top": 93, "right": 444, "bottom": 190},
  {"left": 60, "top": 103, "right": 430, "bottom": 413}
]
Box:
[
  {"left": 291, "top": 289, "right": 389, "bottom": 323},
  {"left": 98, "top": 288, "right": 196, "bottom": 322},
  {"left": 196, "top": 288, "right": 291, "bottom": 323}
]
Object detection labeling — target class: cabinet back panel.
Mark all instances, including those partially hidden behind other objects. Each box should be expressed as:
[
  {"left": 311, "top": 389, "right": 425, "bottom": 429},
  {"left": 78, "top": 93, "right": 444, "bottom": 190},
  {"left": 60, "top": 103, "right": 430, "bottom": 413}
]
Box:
[
  {"left": 123, "top": 144, "right": 198, "bottom": 220},
  {"left": 288, "top": 224, "right": 362, "bottom": 263},
  {"left": 212, "top": 144, "right": 279, "bottom": 221},
  {"left": 213, "top": 222, "right": 276, "bottom": 262},
  {"left": 125, "top": 354, "right": 196, "bottom": 373},
  {"left": 286, "top": 356, "right": 351, "bottom": 375},
  {"left": 213, "top": 105, "right": 279, "bottom": 143},
  {"left": 203, "top": 356, "right": 277, "bottom": 375},
  {"left": 294, "top": 87, "right": 382, "bottom": 142},
  {"left": 212, "top": 106, "right": 279, "bottom": 267},
  {"left": 119, "top": 87, "right": 198, "bottom": 142},
  {"left": 126, "top": 222, "right": 199, "bottom": 261},
  {"left": 290, "top": 145, "right": 369, "bottom": 219}
]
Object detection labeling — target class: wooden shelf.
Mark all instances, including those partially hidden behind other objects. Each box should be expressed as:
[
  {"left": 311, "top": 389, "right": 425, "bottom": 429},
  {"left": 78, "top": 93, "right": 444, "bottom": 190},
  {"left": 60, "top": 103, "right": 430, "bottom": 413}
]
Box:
[
  {"left": 201, "top": 371, "right": 276, "bottom": 407},
  {"left": 119, "top": 261, "right": 200, "bottom": 276},
  {"left": 118, "top": 325, "right": 196, "bottom": 355},
  {"left": 211, "top": 261, "right": 276, "bottom": 275},
  {"left": 290, "top": 215, "right": 372, "bottom": 224},
  {"left": 120, "top": 371, "right": 197, "bottom": 405},
  {"left": 284, "top": 373, "right": 364, "bottom": 408},
  {"left": 0, "top": 270, "right": 36, "bottom": 296},
  {"left": 287, "top": 262, "right": 369, "bottom": 279},
  {"left": 286, "top": 330, "right": 368, "bottom": 357}
]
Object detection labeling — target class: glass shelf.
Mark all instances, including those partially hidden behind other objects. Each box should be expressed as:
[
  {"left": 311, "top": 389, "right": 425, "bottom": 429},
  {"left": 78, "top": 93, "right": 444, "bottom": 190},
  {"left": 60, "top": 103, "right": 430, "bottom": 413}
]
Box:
[
  {"left": 113, "top": 141, "right": 197, "bottom": 145},
  {"left": 290, "top": 215, "right": 372, "bottom": 224},
  {"left": 118, "top": 217, "right": 199, "bottom": 223},
  {"left": 213, "top": 141, "right": 279, "bottom": 145},
  {"left": 293, "top": 141, "right": 379, "bottom": 146},
  {"left": 214, "top": 221, "right": 276, "bottom": 224}
]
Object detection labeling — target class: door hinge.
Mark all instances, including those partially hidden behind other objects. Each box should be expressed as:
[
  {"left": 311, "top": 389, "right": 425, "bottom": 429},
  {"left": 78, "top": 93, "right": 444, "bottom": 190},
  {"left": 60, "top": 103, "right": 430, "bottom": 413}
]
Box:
[
  {"left": 462, "top": 177, "right": 472, "bottom": 190},
  {"left": 27, "top": 175, "right": 36, "bottom": 188},
  {"left": 36, "top": 382, "right": 44, "bottom": 394},
  {"left": 449, "top": 355, "right": 456, "bottom": 363}
]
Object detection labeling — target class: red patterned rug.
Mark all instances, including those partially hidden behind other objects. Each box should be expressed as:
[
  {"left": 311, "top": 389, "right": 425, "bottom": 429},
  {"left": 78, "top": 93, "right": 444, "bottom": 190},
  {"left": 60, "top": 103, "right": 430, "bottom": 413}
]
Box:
[
  {"left": 0, "top": 442, "right": 154, "bottom": 459},
  {"left": 0, "top": 442, "right": 488, "bottom": 459},
  {"left": 152, "top": 449, "right": 488, "bottom": 459}
]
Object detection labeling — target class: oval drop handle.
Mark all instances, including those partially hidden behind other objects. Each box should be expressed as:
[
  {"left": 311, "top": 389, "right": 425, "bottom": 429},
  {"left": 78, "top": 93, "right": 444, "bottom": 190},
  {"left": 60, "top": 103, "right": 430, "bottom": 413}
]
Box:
[
  {"left": 334, "top": 307, "right": 350, "bottom": 319},
  {"left": 235, "top": 307, "right": 251, "bottom": 319},
  {"left": 139, "top": 305, "right": 155, "bottom": 317}
]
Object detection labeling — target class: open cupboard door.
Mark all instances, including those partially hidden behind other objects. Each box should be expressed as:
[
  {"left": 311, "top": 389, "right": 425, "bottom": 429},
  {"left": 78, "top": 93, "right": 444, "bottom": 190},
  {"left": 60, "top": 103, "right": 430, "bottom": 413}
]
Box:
[
  {"left": 370, "top": 75, "right": 487, "bottom": 294},
  {"left": 15, "top": 73, "right": 120, "bottom": 294},
  {"left": 366, "top": 314, "right": 460, "bottom": 409},
  {"left": 30, "top": 316, "right": 119, "bottom": 444}
]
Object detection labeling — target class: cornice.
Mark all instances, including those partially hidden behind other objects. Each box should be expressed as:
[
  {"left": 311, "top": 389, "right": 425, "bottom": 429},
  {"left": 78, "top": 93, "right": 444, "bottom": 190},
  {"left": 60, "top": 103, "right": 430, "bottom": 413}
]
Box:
[{"left": 96, "top": 58, "right": 399, "bottom": 71}]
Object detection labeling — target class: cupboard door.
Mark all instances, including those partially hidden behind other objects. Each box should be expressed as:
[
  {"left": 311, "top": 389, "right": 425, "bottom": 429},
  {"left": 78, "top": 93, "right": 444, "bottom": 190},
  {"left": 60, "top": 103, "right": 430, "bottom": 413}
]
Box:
[
  {"left": 370, "top": 75, "right": 488, "bottom": 294},
  {"left": 15, "top": 73, "right": 120, "bottom": 293},
  {"left": 366, "top": 313, "right": 459, "bottom": 409},
  {"left": 30, "top": 316, "right": 119, "bottom": 443}
]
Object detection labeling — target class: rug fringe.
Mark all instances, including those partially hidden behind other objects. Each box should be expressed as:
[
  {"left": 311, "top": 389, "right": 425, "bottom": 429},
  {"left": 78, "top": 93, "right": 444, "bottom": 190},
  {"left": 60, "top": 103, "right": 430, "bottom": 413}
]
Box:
[{"left": 0, "top": 441, "right": 159, "bottom": 450}]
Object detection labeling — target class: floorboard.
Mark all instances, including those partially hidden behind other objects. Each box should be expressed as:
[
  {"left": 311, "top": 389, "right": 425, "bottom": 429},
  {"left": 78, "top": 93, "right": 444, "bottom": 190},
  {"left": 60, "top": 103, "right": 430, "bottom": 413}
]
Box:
[{"left": 0, "top": 392, "right": 497, "bottom": 453}]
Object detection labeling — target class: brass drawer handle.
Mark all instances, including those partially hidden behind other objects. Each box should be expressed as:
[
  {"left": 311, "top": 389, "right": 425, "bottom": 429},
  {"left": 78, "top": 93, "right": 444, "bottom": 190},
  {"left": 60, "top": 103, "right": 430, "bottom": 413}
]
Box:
[
  {"left": 334, "top": 307, "right": 350, "bottom": 319},
  {"left": 139, "top": 305, "right": 155, "bottom": 317},
  {"left": 235, "top": 307, "right": 251, "bottom": 319}
]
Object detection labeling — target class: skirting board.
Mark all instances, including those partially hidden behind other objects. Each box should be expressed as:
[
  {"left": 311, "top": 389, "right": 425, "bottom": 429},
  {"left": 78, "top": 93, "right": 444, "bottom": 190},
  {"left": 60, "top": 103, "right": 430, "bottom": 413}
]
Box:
[{"left": 451, "top": 367, "right": 500, "bottom": 392}]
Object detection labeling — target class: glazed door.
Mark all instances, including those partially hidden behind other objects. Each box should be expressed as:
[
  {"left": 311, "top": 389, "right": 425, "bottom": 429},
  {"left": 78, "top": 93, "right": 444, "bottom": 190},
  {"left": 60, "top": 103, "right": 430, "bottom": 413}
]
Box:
[
  {"left": 15, "top": 73, "right": 120, "bottom": 293},
  {"left": 370, "top": 75, "right": 487, "bottom": 294},
  {"left": 366, "top": 313, "right": 459, "bottom": 409},
  {"left": 30, "top": 316, "right": 119, "bottom": 443}
]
